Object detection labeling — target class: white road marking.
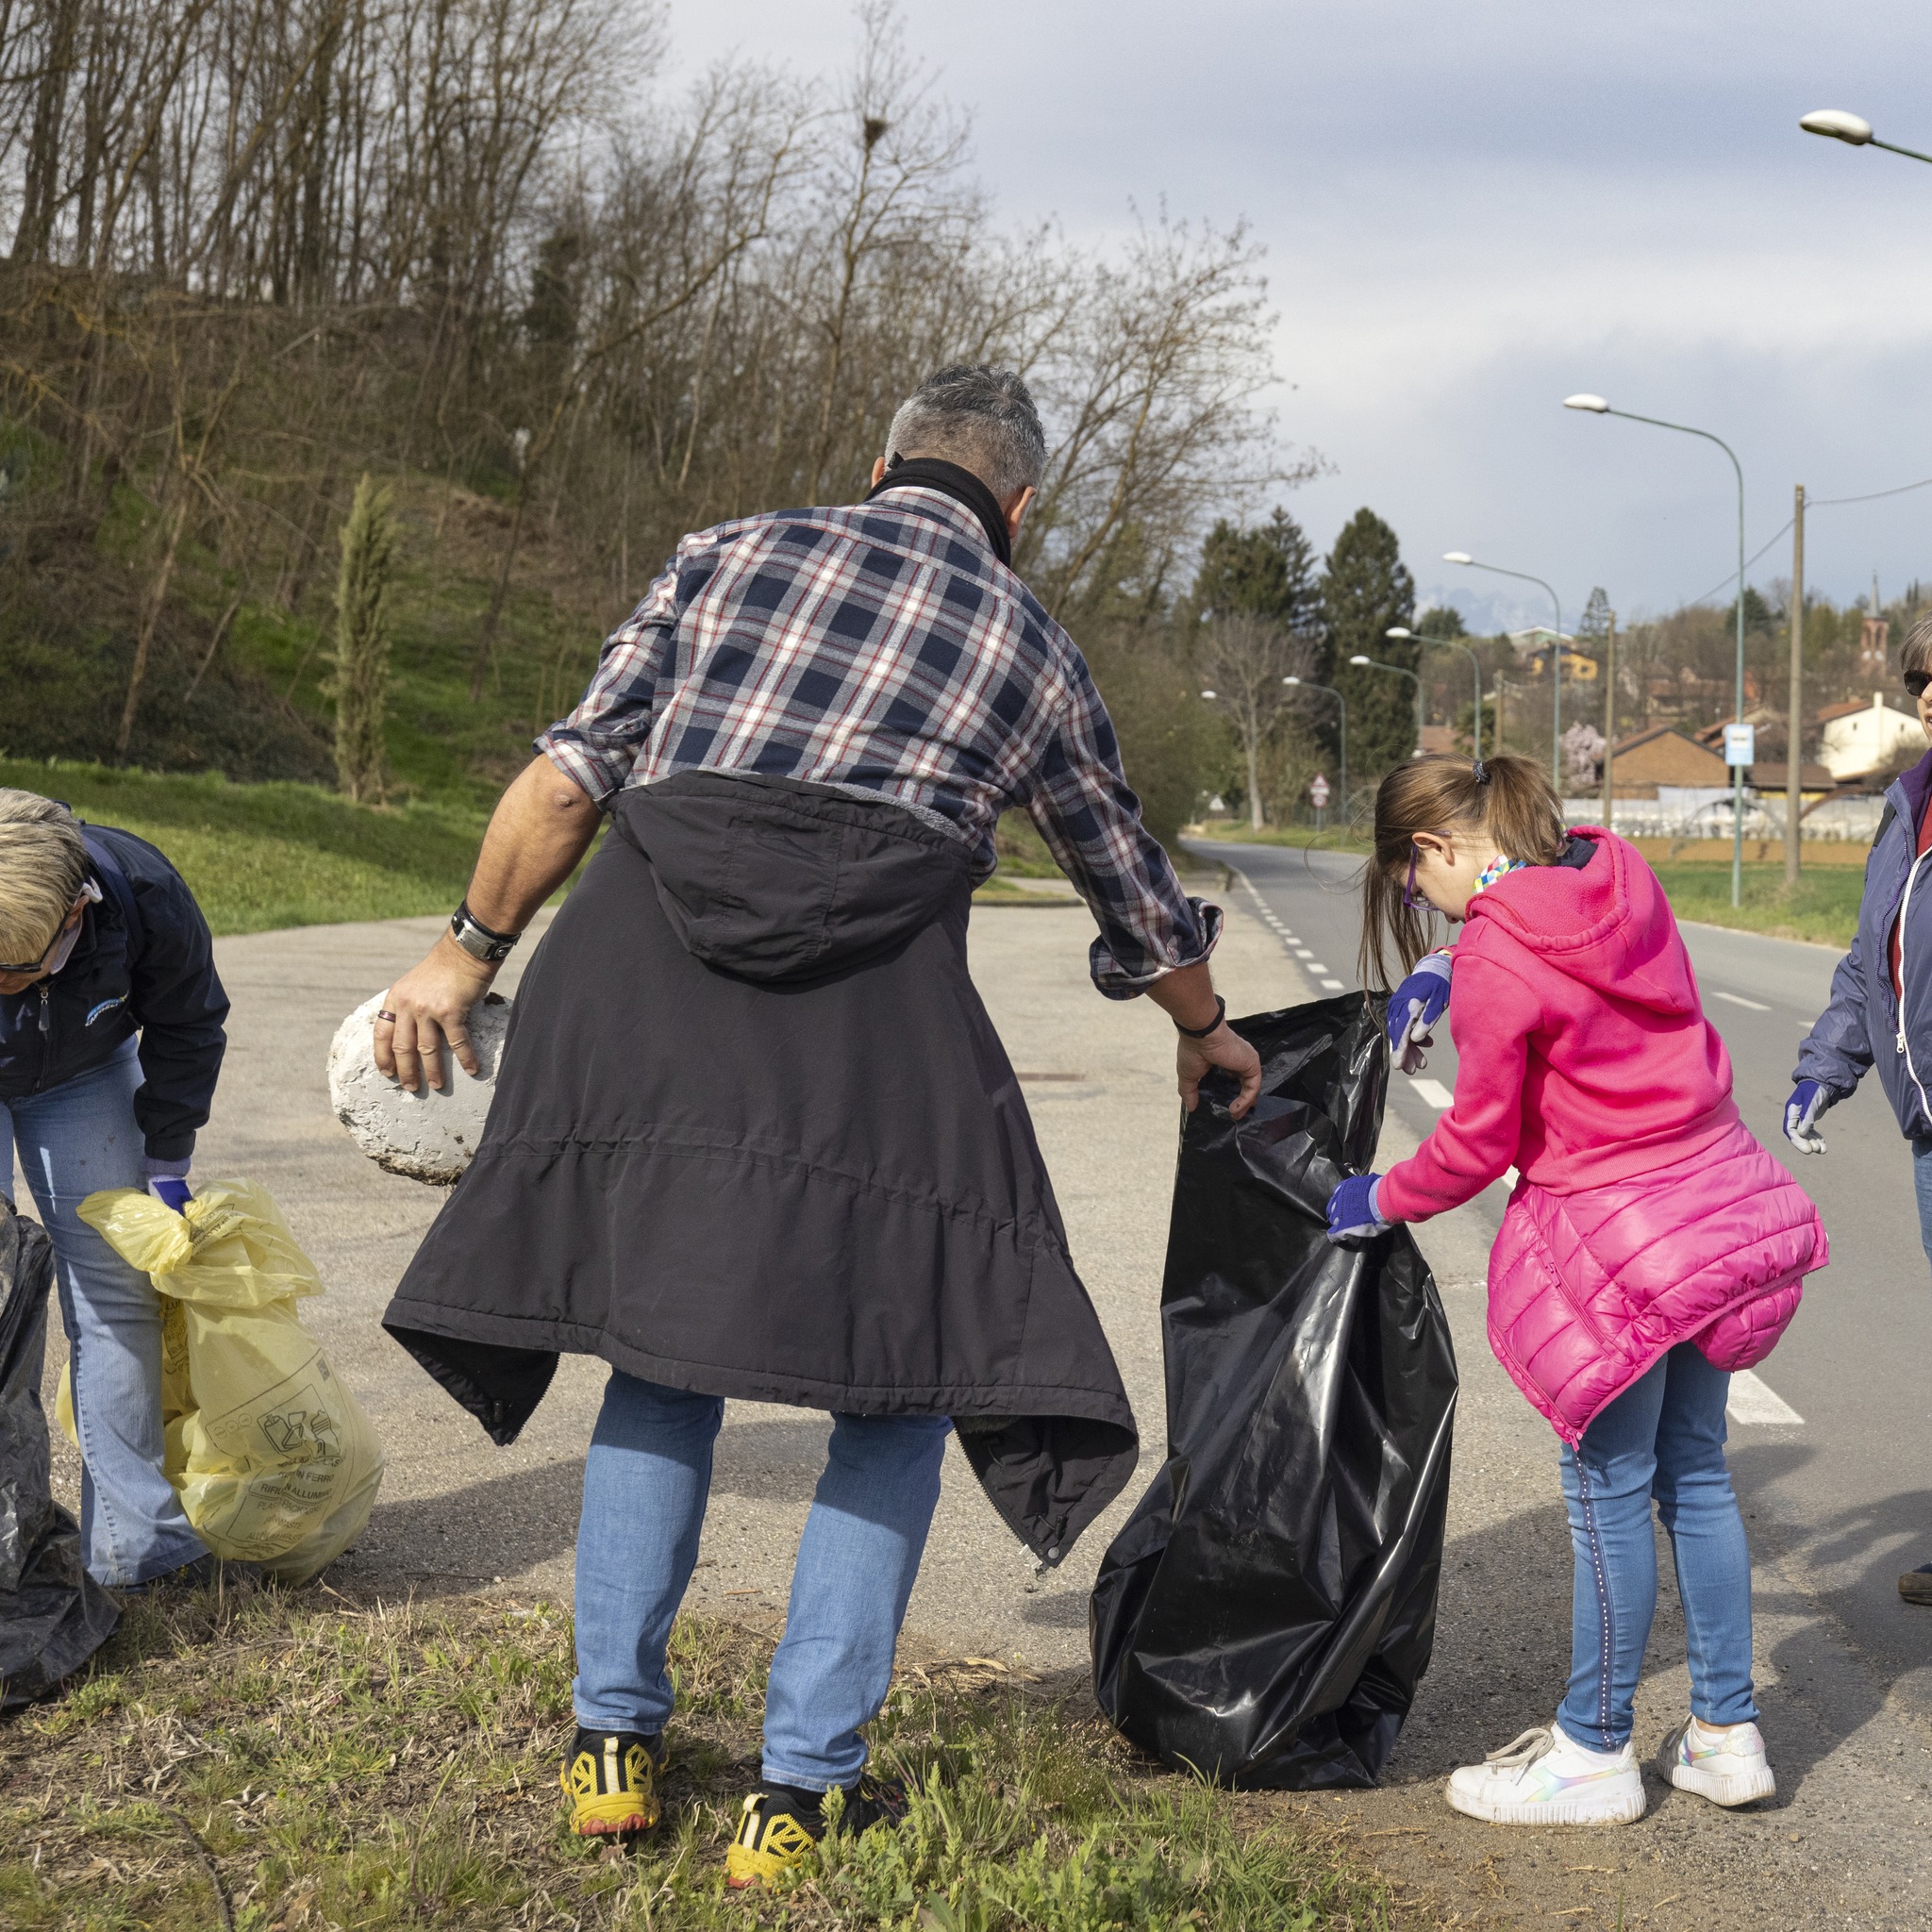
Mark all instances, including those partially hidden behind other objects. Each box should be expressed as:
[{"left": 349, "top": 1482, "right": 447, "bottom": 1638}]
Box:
[
  {"left": 1502, "top": 1167, "right": 1520, "bottom": 1190},
  {"left": 1304, "top": 961, "right": 1328, "bottom": 972},
  {"left": 1711, "top": 990, "right": 1772, "bottom": 1012},
  {"left": 1726, "top": 1369, "right": 1804, "bottom": 1426},
  {"left": 1294, "top": 948, "right": 1315, "bottom": 959},
  {"left": 1410, "top": 1078, "right": 1455, "bottom": 1108},
  {"left": 1321, "top": 977, "right": 1346, "bottom": 991}
]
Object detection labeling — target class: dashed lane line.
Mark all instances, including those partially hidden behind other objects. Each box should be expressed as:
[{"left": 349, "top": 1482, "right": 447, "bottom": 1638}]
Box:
[
  {"left": 1711, "top": 990, "right": 1773, "bottom": 1012},
  {"left": 1409, "top": 1078, "right": 1454, "bottom": 1109},
  {"left": 1727, "top": 1369, "right": 1804, "bottom": 1427}
]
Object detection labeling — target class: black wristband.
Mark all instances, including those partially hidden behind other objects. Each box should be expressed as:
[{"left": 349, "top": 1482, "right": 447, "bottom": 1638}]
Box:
[
  {"left": 455, "top": 900, "right": 518, "bottom": 944},
  {"left": 1174, "top": 994, "right": 1226, "bottom": 1040}
]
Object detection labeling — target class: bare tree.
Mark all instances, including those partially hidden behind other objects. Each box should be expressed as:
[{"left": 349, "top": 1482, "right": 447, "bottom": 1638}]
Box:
[{"left": 1197, "top": 615, "right": 1305, "bottom": 830}]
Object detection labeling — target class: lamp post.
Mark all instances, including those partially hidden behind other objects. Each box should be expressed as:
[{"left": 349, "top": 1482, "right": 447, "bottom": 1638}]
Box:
[
  {"left": 1563, "top": 392, "right": 1747, "bottom": 908},
  {"left": 1283, "top": 675, "right": 1346, "bottom": 828},
  {"left": 1444, "top": 550, "right": 1564, "bottom": 789},
  {"left": 1388, "top": 625, "right": 1483, "bottom": 760},
  {"left": 1800, "top": 108, "right": 1932, "bottom": 165},
  {"left": 1348, "top": 652, "right": 1424, "bottom": 755}
]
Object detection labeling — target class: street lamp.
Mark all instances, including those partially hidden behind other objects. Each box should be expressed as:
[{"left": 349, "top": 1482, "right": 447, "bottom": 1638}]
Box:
[
  {"left": 1349, "top": 651, "right": 1424, "bottom": 755},
  {"left": 1283, "top": 675, "right": 1346, "bottom": 828},
  {"left": 1562, "top": 392, "right": 1747, "bottom": 908},
  {"left": 1445, "top": 551, "right": 1564, "bottom": 789},
  {"left": 1388, "top": 625, "right": 1483, "bottom": 761},
  {"left": 1800, "top": 108, "right": 1932, "bottom": 165}
]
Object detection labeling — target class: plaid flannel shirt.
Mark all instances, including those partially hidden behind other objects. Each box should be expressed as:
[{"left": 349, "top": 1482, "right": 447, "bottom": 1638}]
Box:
[{"left": 538, "top": 484, "right": 1219, "bottom": 996}]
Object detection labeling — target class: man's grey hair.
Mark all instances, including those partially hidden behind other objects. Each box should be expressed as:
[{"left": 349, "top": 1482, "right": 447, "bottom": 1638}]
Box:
[
  {"left": 884, "top": 365, "right": 1047, "bottom": 503},
  {"left": 0, "top": 790, "right": 88, "bottom": 963}
]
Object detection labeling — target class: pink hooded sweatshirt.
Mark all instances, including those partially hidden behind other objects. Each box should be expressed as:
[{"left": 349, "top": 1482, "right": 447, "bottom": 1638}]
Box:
[{"left": 1377, "top": 827, "right": 1826, "bottom": 1443}]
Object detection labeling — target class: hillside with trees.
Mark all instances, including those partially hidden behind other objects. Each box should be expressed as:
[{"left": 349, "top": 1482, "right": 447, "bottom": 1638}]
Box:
[{"left": 0, "top": 1, "right": 1307, "bottom": 839}]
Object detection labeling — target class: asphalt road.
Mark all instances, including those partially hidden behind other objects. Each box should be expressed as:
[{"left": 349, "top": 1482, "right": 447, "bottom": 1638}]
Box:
[{"left": 1196, "top": 838, "right": 1932, "bottom": 1724}]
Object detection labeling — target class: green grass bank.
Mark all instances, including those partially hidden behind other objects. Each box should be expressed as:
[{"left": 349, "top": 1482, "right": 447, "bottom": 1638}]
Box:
[{"left": 0, "top": 1586, "right": 1403, "bottom": 1932}]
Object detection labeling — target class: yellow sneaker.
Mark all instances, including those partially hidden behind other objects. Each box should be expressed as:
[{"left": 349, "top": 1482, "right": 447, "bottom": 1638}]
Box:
[
  {"left": 724, "top": 1780, "right": 904, "bottom": 1889},
  {"left": 561, "top": 1728, "right": 664, "bottom": 1837}
]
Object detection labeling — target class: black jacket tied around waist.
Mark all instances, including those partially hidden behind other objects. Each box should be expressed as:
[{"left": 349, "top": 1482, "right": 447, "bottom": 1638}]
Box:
[{"left": 384, "top": 772, "right": 1139, "bottom": 1564}]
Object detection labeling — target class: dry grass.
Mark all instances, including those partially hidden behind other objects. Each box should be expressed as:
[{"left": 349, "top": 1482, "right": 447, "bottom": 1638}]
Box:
[{"left": 0, "top": 1583, "right": 1406, "bottom": 1932}]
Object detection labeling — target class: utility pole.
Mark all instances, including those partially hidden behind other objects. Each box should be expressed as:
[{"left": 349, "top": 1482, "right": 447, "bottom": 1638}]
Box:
[
  {"left": 1787, "top": 486, "right": 1806, "bottom": 886},
  {"left": 1601, "top": 610, "right": 1617, "bottom": 827}
]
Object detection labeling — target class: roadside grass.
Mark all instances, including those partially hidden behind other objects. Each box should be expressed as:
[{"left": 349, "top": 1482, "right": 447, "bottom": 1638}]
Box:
[
  {"left": 0, "top": 1587, "right": 1401, "bottom": 1932},
  {"left": 0, "top": 758, "right": 489, "bottom": 935},
  {"left": 1645, "top": 863, "right": 1858, "bottom": 949}
]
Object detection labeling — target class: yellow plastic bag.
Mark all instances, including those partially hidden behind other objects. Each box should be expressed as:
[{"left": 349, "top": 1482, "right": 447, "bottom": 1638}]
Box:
[{"left": 68, "top": 1180, "right": 385, "bottom": 1583}]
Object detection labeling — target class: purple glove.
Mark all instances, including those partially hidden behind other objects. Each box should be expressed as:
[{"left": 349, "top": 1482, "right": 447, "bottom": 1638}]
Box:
[
  {"left": 1783, "top": 1080, "right": 1828, "bottom": 1155},
  {"left": 1325, "top": 1174, "right": 1390, "bottom": 1244},
  {"left": 1387, "top": 953, "right": 1453, "bottom": 1074},
  {"left": 144, "top": 1157, "right": 192, "bottom": 1216}
]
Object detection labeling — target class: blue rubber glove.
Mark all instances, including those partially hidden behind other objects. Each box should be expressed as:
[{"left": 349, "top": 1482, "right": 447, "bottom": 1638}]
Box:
[
  {"left": 1387, "top": 953, "right": 1453, "bottom": 1074},
  {"left": 1325, "top": 1174, "right": 1390, "bottom": 1244},
  {"left": 144, "top": 1157, "right": 192, "bottom": 1216},
  {"left": 1783, "top": 1080, "right": 1829, "bottom": 1155}
]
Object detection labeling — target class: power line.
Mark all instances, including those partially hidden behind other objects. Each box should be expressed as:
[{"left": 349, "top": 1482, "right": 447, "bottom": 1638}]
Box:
[{"left": 1678, "top": 471, "right": 1932, "bottom": 609}]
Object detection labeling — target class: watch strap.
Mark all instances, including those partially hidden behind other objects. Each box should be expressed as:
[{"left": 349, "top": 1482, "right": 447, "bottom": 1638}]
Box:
[{"left": 450, "top": 902, "right": 519, "bottom": 964}]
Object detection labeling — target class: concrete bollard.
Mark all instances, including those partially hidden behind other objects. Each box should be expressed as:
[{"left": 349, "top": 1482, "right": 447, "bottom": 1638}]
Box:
[{"left": 326, "top": 991, "right": 510, "bottom": 1184}]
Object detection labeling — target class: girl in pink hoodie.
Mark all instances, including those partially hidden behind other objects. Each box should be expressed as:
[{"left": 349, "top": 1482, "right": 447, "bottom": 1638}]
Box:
[{"left": 1324, "top": 755, "right": 1825, "bottom": 1828}]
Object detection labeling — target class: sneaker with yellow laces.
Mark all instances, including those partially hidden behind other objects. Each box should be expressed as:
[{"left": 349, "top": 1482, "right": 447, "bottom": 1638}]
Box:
[
  {"left": 561, "top": 1727, "right": 666, "bottom": 1837},
  {"left": 724, "top": 1778, "right": 904, "bottom": 1889}
]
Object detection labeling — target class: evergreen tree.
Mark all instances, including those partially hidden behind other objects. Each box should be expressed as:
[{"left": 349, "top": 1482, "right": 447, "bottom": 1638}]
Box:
[
  {"left": 1191, "top": 507, "right": 1322, "bottom": 632},
  {"left": 1578, "top": 586, "right": 1612, "bottom": 644},
  {"left": 1318, "top": 508, "right": 1416, "bottom": 790},
  {"left": 326, "top": 475, "right": 397, "bottom": 804},
  {"left": 1414, "top": 604, "right": 1466, "bottom": 641}
]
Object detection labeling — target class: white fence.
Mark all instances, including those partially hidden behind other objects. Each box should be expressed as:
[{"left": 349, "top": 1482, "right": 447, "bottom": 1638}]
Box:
[{"left": 1560, "top": 794, "right": 1886, "bottom": 842}]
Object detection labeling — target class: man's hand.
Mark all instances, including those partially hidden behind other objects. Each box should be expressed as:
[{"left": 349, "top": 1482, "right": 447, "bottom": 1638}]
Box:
[
  {"left": 375, "top": 937, "right": 498, "bottom": 1092},
  {"left": 1177, "top": 1022, "right": 1263, "bottom": 1119},
  {"left": 372, "top": 757, "right": 600, "bottom": 1093}
]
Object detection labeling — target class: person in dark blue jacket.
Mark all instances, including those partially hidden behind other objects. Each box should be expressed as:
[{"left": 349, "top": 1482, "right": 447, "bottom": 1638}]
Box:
[
  {"left": 1789, "top": 622, "right": 1932, "bottom": 1606},
  {"left": 0, "top": 789, "right": 228, "bottom": 1588}
]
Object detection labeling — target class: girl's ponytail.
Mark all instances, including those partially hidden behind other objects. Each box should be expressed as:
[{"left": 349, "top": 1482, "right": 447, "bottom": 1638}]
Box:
[{"left": 1357, "top": 753, "right": 1566, "bottom": 990}]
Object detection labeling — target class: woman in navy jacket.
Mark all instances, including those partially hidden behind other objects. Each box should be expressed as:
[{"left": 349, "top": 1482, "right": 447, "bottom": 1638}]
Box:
[
  {"left": 0, "top": 789, "right": 227, "bottom": 1587},
  {"left": 1790, "top": 620, "right": 1932, "bottom": 1606}
]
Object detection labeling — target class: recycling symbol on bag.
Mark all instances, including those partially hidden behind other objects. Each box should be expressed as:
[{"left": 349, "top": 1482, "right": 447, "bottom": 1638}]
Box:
[{"left": 258, "top": 1405, "right": 342, "bottom": 1461}]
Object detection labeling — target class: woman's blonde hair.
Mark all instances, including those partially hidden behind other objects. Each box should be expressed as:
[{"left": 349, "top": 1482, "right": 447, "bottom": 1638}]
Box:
[
  {"left": 1359, "top": 754, "right": 1565, "bottom": 988},
  {"left": 0, "top": 790, "right": 89, "bottom": 963}
]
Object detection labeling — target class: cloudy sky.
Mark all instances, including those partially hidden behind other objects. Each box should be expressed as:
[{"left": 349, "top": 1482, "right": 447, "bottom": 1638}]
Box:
[{"left": 668, "top": 2, "right": 1932, "bottom": 631}]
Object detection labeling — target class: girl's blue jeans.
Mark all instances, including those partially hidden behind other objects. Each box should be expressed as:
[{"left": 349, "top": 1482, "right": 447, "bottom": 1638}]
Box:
[
  {"left": 572, "top": 1370, "right": 950, "bottom": 1792},
  {"left": 1557, "top": 1341, "right": 1758, "bottom": 1751},
  {"left": 3, "top": 1040, "right": 207, "bottom": 1586}
]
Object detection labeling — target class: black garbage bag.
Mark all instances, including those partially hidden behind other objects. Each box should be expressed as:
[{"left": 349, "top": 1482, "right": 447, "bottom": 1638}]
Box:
[
  {"left": 1091, "top": 991, "right": 1457, "bottom": 1790},
  {"left": 0, "top": 1198, "right": 119, "bottom": 1709}
]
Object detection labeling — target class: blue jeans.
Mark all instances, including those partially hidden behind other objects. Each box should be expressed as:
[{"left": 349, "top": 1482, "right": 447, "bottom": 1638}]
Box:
[
  {"left": 572, "top": 1371, "right": 950, "bottom": 1791},
  {"left": 1557, "top": 1342, "right": 1757, "bottom": 1752},
  {"left": 3, "top": 1040, "right": 206, "bottom": 1587},
  {"left": 1911, "top": 1140, "right": 1932, "bottom": 1272}
]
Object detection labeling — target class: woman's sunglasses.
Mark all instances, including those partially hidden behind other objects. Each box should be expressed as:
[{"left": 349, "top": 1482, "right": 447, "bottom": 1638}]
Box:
[
  {"left": 1402, "top": 845, "right": 1424, "bottom": 911},
  {"left": 1907, "top": 670, "right": 1931, "bottom": 700}
]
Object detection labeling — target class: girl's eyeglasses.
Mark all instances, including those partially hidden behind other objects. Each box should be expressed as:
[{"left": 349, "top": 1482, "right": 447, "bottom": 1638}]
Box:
[
  {"left": 1907, "top": 670, "right": 1931, "bottom": 700},
  {"left": 1402, "top": 845, "right": 1424, "bottom": 911}
]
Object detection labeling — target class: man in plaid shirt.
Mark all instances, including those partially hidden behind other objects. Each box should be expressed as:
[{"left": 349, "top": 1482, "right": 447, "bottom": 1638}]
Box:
[{"left": 376, "top": 366, "right": 1260, "bottom": 1876}]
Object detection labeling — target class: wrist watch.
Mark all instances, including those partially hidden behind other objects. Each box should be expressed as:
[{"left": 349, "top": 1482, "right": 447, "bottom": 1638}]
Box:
[{"left": 449, "top": 902, "right": 520, "bottom": 964}]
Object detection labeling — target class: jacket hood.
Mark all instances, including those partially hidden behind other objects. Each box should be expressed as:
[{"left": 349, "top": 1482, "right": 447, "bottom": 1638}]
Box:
[
  {"left": 615, "top": 772, "right": 973, "bottom": 984},
  {"left": 1464, "top": 828, "right": 1697, "bottom": 1017}
]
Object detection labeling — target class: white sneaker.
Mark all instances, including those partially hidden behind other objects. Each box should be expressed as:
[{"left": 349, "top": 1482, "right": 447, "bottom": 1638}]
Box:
[
  {"left": 1659, "top": 1716, "right": 1776, "bottom": 1807},
  {"left": 1445, "top": 1723, "right": 1647, "bottom": 1826}
]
